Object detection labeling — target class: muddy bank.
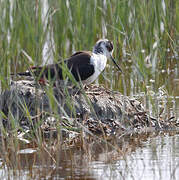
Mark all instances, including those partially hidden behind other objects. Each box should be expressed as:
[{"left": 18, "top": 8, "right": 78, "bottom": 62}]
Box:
[{"left": 0, "top": 80, "right": 177, "bottom": 137}]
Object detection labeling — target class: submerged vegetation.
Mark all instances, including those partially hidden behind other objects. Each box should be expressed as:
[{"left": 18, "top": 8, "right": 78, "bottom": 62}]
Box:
[{"left": 0, "top": 0, "right": 178, "bottom": 179}]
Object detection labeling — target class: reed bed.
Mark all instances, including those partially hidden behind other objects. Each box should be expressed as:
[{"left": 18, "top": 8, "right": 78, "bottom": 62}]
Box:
[
  {"left": 0, "top": 0, "right": 178, "bottom": 179},
  {"left": 0, "top": 0, "right": 178, "bottom": 92}
]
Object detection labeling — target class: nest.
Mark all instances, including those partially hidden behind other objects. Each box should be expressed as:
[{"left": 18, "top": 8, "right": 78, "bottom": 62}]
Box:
[{"left": 0, "top": 80, "right": 178, "bottom": 139}]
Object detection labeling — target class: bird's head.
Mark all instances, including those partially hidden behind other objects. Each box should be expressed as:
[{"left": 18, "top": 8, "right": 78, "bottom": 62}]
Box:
[
  {"left": 93, "top": 39, "right": 114, "bottom": 59},
  {"left": 93, "top": 39, "right": 122, "bottom": 72}
]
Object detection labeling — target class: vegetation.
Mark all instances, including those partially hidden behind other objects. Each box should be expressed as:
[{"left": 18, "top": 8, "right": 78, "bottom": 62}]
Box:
[
  {"left": 0, "top": 0, "right": 178, "bottom": 178},
  {"left": 0, "top": 0, "right": 178, "bottom": 93}
]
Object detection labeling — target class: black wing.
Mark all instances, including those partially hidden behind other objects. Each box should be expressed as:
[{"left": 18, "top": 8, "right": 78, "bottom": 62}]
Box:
[
  {"left": 66, "top": 51, "right": 94, "bottom": 81},
  {"left": 70, "top": 63, "right": 94, "bottom": 81},
  {"left": 30, "top": 51, "right": 94, "bottom": 81}
]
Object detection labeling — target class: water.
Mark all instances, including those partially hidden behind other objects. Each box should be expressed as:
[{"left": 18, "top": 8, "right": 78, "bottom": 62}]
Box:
[
  {"left": 89, "top": 133, "right": 179, "bottom": 180},
  {"left": 1, "top": 132, "right": 179, "bottom": 179}
]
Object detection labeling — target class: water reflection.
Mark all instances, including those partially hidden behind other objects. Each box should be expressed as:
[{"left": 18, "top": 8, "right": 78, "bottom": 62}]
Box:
[
  {"left": 0, "top": 132, "right": 179, "bottom": 179},
  {"left": 89, "top": 133, "right": 179, "bottom": 180}
]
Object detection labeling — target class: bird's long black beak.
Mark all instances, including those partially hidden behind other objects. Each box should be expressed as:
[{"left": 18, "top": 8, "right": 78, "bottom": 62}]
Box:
[{"left": 110, "top": 55, "right": 123, "bottom": 73}]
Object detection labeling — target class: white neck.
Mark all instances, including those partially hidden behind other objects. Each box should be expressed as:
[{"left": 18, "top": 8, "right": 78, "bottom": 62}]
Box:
[
  {"left": 91, "top": 53, "right": 107, "bottom": 72},
  {"left": 82, "top": 53, "right": 107, "bottom": 85}
]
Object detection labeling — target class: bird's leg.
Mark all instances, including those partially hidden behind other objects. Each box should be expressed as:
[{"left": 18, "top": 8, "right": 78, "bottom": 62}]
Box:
[{"left": 38, "top": 77, "right": 47, "bottom": 86}]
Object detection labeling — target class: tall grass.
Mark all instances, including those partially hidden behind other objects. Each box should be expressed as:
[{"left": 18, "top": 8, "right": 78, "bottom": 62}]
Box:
[
  {"left": 0, "top": 0, "right": 178, "bottom": 178},
  {"left": 0, "top": 0, "right": 178, "bottom": 93}
]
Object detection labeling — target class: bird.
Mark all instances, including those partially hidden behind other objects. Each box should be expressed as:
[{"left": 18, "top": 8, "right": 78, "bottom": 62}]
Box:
[{"left": 14, "top": 39, "right": 122, "bottom": 85}]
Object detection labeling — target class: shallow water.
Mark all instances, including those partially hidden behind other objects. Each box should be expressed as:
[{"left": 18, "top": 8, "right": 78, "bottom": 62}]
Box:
[
  {"left": 1, "top": 132, "right": 179, "bottom": 179},
  {"left": 88, "top": 133, "right": 179, "bottom": 180}
]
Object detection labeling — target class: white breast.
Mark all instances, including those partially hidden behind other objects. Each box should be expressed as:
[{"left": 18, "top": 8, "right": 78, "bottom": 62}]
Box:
[{"left": 82, "top": 53, "right": 107, "bottom": 85}]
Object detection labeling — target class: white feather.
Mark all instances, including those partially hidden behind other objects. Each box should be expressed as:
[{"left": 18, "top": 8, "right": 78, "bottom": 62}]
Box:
[{"left": 82, "top": 53, "right": 107, "bottom": 85}]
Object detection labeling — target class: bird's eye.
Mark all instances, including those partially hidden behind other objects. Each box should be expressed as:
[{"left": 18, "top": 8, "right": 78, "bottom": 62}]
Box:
[
  {"left": 106, "top": 41, "right": 113, "bottom": 52},
  {"left": 98, "top": 41, "right": 102, "bottom": 46}
]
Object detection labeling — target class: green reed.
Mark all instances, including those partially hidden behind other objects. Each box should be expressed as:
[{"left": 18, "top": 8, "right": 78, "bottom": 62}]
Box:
[{"left": 0, "top": 0, "right": 178, "bottom": 91}]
